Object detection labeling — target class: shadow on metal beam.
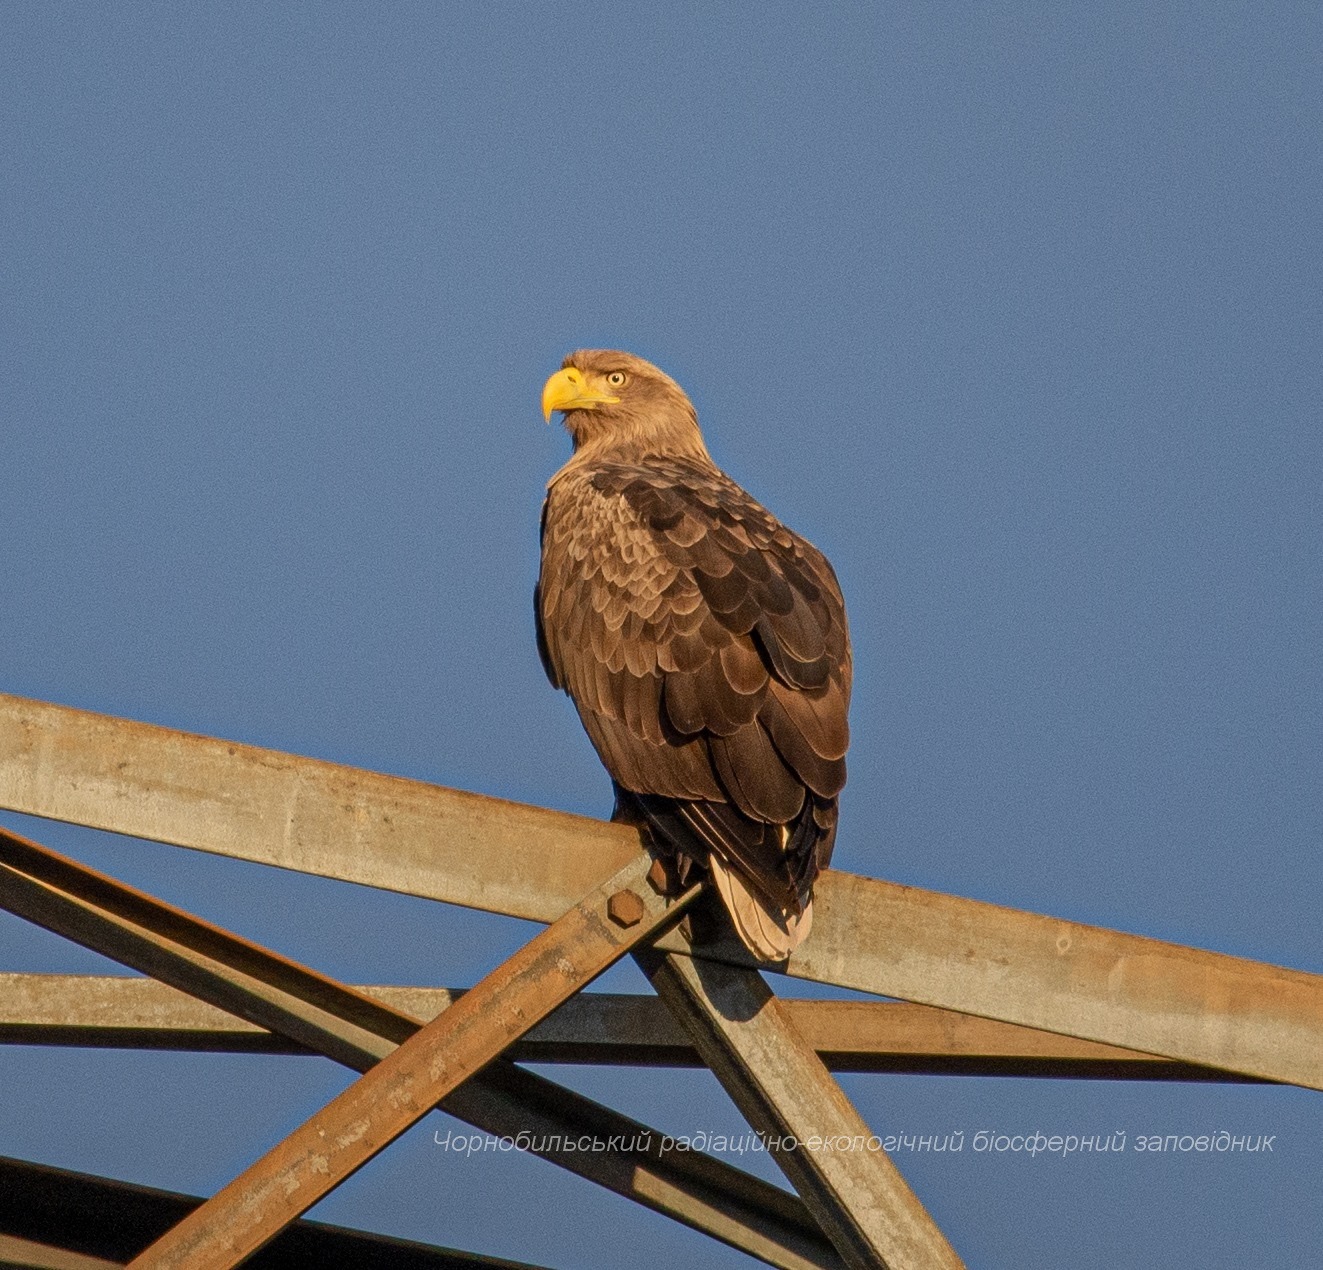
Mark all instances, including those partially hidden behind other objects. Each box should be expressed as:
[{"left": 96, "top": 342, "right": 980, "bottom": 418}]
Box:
[{"left": 0, "top": 1155, "right": 547, "bottom": 1269}]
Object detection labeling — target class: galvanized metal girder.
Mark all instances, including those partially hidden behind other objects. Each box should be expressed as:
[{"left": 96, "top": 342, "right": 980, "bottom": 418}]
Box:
[
  {"left": 0, "top": 972, "right": 1266, "bottom": 1082},
  {"left": 639, "top": 951, "right": 966, "bottom": 1270},
  {"left": 2, "top": 694, "right": 1320, "bottom": 1088},
  {"left": 126, "top": 854, "right": 700, "bottom": 1269},
  {"left": 0, "top": 828, "right": 839, "bottom": 1270}
]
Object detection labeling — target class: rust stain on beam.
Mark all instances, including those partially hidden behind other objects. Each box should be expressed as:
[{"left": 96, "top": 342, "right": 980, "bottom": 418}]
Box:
[
  {"left": 127, "top": 855, "right": 697, "bottom": 1270},
  {"left": 1, "top": 693, "right": 1320, "bottom": 1090}
]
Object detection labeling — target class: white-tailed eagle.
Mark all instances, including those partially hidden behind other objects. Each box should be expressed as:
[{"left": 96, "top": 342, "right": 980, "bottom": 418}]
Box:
[{"left": 536, "top": 350, "right": 851, "bottom": 961}]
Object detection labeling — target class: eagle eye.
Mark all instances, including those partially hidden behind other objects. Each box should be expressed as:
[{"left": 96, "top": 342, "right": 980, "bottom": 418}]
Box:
[{"left": 606, "top": 371, "right": 628, "bottom": 388}]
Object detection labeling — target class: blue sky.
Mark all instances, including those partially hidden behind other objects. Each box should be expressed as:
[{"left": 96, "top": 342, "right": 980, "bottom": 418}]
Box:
[{"left": 1, "top": 3, "right": 1319, "bottom": 1265}]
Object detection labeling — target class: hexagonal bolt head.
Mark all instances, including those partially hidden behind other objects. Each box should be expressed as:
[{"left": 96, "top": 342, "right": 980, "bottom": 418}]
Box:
[
  {"left": 645, "top": 857, "right": 671, "bottom": 895},
  {"left": 607, "top": 889, "right": 646, "bottom": 928}
]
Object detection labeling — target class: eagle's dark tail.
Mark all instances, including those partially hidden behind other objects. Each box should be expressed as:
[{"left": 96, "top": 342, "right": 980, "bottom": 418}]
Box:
[{"left": 612, "top": 785, "right": 836, "bottom": 961}]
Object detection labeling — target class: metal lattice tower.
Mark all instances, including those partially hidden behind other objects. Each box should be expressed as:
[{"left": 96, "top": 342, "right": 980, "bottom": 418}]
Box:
[{"left": 0, "top": 693, "right": 1317, "bottom": 1267}]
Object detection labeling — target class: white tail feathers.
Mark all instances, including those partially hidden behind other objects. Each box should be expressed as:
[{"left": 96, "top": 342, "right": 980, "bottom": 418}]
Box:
[{"left": 708, "top": 855, "right": 813, "bottom": 961}]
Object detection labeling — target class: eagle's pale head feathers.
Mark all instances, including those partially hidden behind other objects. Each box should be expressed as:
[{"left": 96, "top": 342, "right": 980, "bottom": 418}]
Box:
[{"left": 542, "top": 350, "right": 710, "bottom": 463}]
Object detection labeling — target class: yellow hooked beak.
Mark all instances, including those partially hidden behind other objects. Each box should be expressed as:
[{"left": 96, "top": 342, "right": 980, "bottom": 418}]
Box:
[{"left": 541, "top": 367, "right": 621, "bottom": 422}]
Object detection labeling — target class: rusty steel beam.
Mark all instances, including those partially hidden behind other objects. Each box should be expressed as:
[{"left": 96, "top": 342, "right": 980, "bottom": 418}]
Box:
[
  {"left": 0, "top": 830, "right": 840, "bottom": 1270},
  {"left": 2, "top": 693, "right": 1320, "bottom": 1089},
  {"left": 639, "top": 951, "right": 964, "bottom": 1270},
  {"left": 0, "top": 972, "right": 1267, "bottom": 1082},
  {"left": 127, "top": 854, "right": 699, "bottom": 1270},
  {"left": 0, "top": 1153, "right": 549, "bottom": 1268}
]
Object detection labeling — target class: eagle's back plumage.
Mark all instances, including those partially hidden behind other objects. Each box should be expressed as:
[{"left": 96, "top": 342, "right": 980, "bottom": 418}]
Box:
[{"left": 537, "top": 418, "right": 851, "bottom": 961}]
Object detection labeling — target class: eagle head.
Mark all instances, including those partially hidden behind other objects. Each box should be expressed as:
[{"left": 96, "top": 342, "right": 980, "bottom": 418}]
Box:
[{"left": 541, "top": 350, "right": 708, "bottom": 461}]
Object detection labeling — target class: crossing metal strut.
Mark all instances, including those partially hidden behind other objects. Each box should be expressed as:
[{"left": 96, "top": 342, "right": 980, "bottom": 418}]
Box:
[{"left": 1, "top": 693, "right": 1319, "bottom": 1267}]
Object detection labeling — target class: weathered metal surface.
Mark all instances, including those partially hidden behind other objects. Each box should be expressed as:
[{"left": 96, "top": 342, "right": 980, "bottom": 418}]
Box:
[
  {"left": 0, "top": 692, "right": 629, "bottom": 923},
  {"left": 0, "top": 973, "right": 1267, "bottom": 1082},
  {"left": 2, "top": 693, "right": 1321, "bottom": 1088},
  {"left": 640, "top": 951, "right": 965, "bottom": 1270},
  {"left": 127, "top": 854, "right": 699, "bottom": 1270},
  {"left": 0, "top": 830, "right": 838, "bottom": 1270},
  {"left": 0, "top": 1153, "right": 550, "bottom": 1268},
  {"left": 781, "top": 873, "right": 1323, "bottom": 1091}
]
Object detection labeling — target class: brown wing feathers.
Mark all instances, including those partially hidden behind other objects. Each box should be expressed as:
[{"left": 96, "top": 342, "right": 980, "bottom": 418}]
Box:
[
  {"left": 536, "top": 351, "right": 850, "bottom": 960},
  {"left": 539, "top": 458, "right": 848, "bottom": 919}
]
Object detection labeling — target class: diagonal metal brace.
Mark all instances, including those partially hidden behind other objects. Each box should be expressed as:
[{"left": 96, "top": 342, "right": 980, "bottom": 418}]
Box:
[
  {"left": 0, "top": 826, "right": 839, "bottom": 1270},
  {"left": 126, "top": 854, "right": 699, "bottom": 1269},
  {"left": 637, "top": 949, "right": 966, "bottom": 1270},
  {"left": 4, "top": 694, "right": 1322, "bottom": 1089}
]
